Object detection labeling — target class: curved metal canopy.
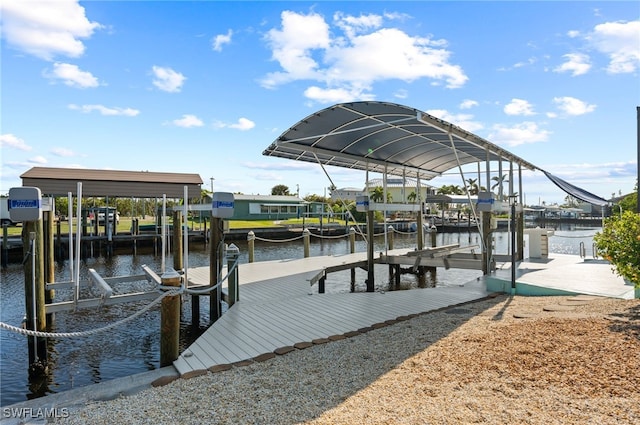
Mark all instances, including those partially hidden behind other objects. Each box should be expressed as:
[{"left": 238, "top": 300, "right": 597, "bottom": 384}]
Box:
[{"left": 263, "top": 101, "right": 538, "bottom": 180}]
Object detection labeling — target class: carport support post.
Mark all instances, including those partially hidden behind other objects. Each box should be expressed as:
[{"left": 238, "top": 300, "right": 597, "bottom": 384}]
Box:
[{"left": 366, "top": 210, "right": 375, "bottom": 292}]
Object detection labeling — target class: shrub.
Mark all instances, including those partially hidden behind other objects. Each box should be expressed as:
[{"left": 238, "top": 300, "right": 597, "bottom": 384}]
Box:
[{"left": 594, "top": 211, "right": 640, "bottom": 286}]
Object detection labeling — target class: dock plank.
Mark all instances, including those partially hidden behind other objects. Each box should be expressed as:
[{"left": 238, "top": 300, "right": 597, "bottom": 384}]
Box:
[{"left": 175, "top": 252, "right": 490, "bottom": 376}]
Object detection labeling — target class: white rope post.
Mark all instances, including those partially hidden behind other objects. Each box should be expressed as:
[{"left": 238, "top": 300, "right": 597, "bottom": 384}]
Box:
[
  {"left": 161, "top": 194, "right": 167, "bottom": 274},
  {"left": 67, "top": 191, "right": 73, "bottom": 296},
  {"left": 75, "top": 183, "right": 82, "bottom": 305},
  {"left": 182, "top": 186, "right": 188, "bottom": 292}
]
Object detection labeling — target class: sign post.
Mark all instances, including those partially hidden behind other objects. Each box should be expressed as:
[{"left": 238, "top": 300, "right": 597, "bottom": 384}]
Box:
[{"left": 9, "top": 187, "right": 48, "bottom": 375}]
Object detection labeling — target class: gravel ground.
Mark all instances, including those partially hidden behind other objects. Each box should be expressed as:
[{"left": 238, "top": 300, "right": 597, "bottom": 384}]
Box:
[{"left": 55, "top": 294, "right": 640, "bottom": 425}]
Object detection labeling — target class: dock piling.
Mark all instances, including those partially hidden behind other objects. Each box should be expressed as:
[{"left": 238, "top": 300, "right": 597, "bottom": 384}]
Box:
[
  {"left": 247, "top": 231, "right": 255, "bottom": 263},
  {"left": 227, "top": 244, "right": 240, "bottom": 306},
  {"left": 160, "top": 268, "right": 181, "bottom": 367},
  {"left": 23, "top": 222, "right": 47, "bottom": 376},
  {"left": 303, "top": 228, "right": 310, "bottom": 258}
]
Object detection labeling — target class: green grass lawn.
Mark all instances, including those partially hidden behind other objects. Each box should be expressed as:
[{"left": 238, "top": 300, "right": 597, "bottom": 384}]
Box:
[{"left": 2, "top": 217, "right": 353, "bottom": 237}]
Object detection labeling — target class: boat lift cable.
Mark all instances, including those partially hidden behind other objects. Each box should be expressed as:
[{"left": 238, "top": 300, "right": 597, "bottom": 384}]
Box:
[
  {"left": 447, "top": 126, "right": 485, "bottom": 251},
  {"left": 0, "top": 289, "right": 182, "bottom": 339},
  {"left": 312, "top": 152, "right": 368, "bottom": 245}
]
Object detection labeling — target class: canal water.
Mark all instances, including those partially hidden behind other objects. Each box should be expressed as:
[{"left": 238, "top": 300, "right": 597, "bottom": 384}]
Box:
[{"left": 0, "top": 226, "right": 600, "bottom": 406}]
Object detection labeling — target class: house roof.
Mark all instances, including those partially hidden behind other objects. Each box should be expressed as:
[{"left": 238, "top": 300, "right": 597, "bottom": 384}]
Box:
[
  {"left": 263, "top": 101, "right": 538, "bottom": 180},
  {"left": 233, "top": 194, "right": 303, "bottom": 202}
]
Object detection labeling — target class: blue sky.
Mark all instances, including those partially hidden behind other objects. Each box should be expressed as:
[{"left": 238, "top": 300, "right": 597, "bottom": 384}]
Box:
[{"left": 1, "top": 0, "right": 638, "bottom": 205}]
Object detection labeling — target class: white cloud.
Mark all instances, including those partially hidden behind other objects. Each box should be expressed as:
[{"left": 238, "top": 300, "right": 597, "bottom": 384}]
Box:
[
  {"left": 554, "top": 53, "right": 591, "bottom": 76},
  {"left": 552, "top": 96, "right": 596, "bottom": 116},
  {"left": 261, "top": 10, "right": 468, "bottom": 103},
  {"left": 261, "top": 11, "right": 331, "bottom": 88},
  {"left": 50, "top": 147, "right": 77, "bottom": 157},
  {"left": 214, "top": 117, "right": 255, "bottom": 131},
  {"left": 28, "top": 155, "right": 48, "bottom": 164},
  {"left": 393, "top": 89, "right": 408, "bottom": 99},
  {"left": 68, "top": 104, "right": 139, "bottom": 116},
  {"left": 0, "top": 0, "right": 102, "bottom": 60},
  {"left": 0, "top": 134, "right": 31, "bottom": 151},
  {"left": 212, "top": 29, "right": 233, "bottom": 51},
  {"left": 588, "top": 20, "right": 640, "bottom": 74},
  {"left": 151, "top": 66, "right": 186, "bottom": 92},
  {"left": 488, "top": 122, "right": 550, "bottom": 147},
  {"left": 459, "top": 99, "right": 478, "bottom": 109},
  {"left": 543, "top": 161, "right": 637, "bottom": 186},
  {"left": 333, "top": 12, "right": 384, "bottom": 38},
  {"left": 504, "top": 98, "right": 535, "bottom": 116},
  {"left": 171, "top": 114, "right": 204, "bottom": 128},
  {"left": 44, "top": 62, "right": 100, "bottom": 88},
  {"left": 229, "top": 118, "right": 255, "bottom": 130},
  {"left": 304, "top": 86, "right": 375, "bottom": 104}
]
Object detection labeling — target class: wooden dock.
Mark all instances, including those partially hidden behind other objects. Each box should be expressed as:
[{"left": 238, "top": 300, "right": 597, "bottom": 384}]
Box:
[{"left": 174, "top": 249, "right": 490, "bottom": 376}]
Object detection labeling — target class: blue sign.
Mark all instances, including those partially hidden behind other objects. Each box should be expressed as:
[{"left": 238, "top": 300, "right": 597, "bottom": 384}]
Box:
[
  {"left": 9, "top": 199, "right": 41, "bottom": 209},
  {"left": 8, "top": 187, "right": 42, "bottom": 221},
  {"left": 477, "top": 198, "right": 494, "bottom": 204},
  {"left": 213, "top": 201, "right": 234, "bottom": 209},
  {"left": 211, "top": 192, "right": 235, "bottom": 218}
]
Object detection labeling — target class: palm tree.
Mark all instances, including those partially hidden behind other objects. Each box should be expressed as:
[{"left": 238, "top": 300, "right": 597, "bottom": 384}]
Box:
[
  {"left": 370, "top": 186, "right": 392, "bottom": 203},
  {"left": 437, "top": 184, "right": 463, "bottom": 195},
  {"left": 491, "top": 175, "right": 508, "bottom": 199},
  {"left": 465, "top": 178, "right": 479, "bottom": 196},
  {"left": 407, "top": 191, "right": 417, "bottom": 203}
]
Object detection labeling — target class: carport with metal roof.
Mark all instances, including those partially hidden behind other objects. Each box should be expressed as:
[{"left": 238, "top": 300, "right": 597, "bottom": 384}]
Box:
[{"left": 20, "top": 167, "right": 203, "bottom": 198}]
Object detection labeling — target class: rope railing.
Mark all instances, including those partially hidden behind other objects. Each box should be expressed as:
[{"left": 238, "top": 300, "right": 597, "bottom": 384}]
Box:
[
  {"left": 254, "top": 235, "right": 304, "bottom": 243},
  {"left": 0, "top": 288, "right": 182, "bottom": 339},
  {"left": 391, "top": 227, "right": 416, "bottom": 236},
  {"left": 252, "top": 227, "right": 413, "bottom": 243},
  {"left": 310, "top": 232, "right": 350, "bottom": 240}
]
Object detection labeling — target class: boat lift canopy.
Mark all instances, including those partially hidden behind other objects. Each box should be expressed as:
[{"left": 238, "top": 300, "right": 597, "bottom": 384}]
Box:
[
  {"left": 263, "top": 101, "right": 609, "bottom": 206},
  {"left": 263, "top": 101, "right": 538, "bottom": 180}
]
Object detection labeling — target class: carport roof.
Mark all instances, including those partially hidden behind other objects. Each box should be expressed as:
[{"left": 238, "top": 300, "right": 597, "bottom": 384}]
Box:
[
  {"left": 20, "top": 167, "right": 203, "bottom": 198},
  {"left": 263, "top": 101, "right": 538, "bottom": 180}
]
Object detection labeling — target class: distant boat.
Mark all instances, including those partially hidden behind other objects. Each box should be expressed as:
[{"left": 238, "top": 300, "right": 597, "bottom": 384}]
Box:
[{"left": 408, "top": 221, "right": 437, "bottom": 232}]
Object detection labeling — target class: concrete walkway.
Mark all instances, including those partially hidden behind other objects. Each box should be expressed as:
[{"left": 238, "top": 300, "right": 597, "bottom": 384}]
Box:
[{"left": 488, "top": 253, "right": 636, "bottom": 299}]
